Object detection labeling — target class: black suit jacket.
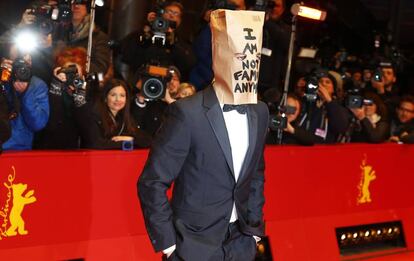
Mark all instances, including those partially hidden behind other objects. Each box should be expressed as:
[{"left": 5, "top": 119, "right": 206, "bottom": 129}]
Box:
[{"left": 138, "top": 87, "right": 269, "bottom": 261}]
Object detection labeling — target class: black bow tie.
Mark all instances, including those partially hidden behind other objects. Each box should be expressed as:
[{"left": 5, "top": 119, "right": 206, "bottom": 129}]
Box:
[{"left": 223, "top": 104, "right": 247, "bottom": 114}]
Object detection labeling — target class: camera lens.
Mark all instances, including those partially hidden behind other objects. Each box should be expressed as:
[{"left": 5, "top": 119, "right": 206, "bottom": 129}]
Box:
[
  {"left": 14, "top": 60, "right": 32, "bottom": 82},
  {"left": 142, "top": 78, "right": 165, "bottom": 100},
  {"left": 73, "top": 77, "right": 84, "bottom": 89}
]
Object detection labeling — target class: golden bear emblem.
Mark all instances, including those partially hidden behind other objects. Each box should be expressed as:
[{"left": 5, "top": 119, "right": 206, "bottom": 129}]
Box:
[
  {"left": 357, "top": 157, "right": 376, "bottom": 204},
  {"left": 0, "top": 166, "right": 36, "bottom": 239},
  {"left": 4, "top": 183, "right": 36, "bottom": 236}
]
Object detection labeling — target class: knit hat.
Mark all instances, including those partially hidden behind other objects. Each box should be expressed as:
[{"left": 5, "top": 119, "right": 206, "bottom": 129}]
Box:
[{"left": 327, "top": 70, "right": 343, "bottom": 94}]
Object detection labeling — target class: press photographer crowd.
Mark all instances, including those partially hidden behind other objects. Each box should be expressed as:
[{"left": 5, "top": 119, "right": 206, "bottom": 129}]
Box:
[{"left": 0, "top": 0, "right": 413, "bottom": 151}]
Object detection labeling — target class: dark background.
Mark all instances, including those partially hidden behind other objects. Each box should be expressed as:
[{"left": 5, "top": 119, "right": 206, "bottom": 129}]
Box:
[{"left": 0, "top": 0, "right": 413, "bottom": 86}]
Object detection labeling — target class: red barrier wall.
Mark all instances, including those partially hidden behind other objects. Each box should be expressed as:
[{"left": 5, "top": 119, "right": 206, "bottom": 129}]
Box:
[{"left": 0, "top": 144, "right": 413, "bottom": 260}]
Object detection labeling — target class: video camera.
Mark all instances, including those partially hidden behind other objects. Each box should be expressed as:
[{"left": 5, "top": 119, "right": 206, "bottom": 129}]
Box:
[{"left": 140, "top": 65, "right": 174, "bottom": 100}]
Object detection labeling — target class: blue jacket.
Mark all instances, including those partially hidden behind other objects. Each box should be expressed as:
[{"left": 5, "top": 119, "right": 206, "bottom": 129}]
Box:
[{"left": 2, "top": 76, "right": 49, "bottom": 150}]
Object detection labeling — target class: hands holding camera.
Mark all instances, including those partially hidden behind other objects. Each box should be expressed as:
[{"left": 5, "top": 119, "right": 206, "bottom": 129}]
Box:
[
  {"left": 51, "top": 65, "right": 86, "bottom": 107},
  {"left": 317, "top": 84, "right": 333, "bottom": 103},
  {"left": 371, "top": 78, "right": 385, "bottom": 94},
  {"left": 1, "top": 57, "right": 30, "bottom": 93}
]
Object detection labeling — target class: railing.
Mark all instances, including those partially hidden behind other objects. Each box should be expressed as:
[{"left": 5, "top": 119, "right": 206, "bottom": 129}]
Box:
[{"left": 0, "top": 144, "right": 413, "bottom": 260}]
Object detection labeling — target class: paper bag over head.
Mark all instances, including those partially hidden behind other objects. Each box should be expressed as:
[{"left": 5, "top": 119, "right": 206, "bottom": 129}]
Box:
[{"left": 210, "top": 9, "right": 265, "bottom": 105}]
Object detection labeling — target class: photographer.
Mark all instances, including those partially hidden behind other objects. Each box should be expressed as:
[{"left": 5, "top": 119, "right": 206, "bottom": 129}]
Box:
[
  {"left": 130, "top": 66, "right": 180, "bottom": 137},
  {"left": 120, "top": 1, "right": 195, "bottom": 83},
  {"left": 266, "top": 93, "right": 316, "bottom": 145},
  {"left": 389, "top": 95, "right": 414, "bottom": 144},
  {"left": 346, "top": 92, "right": 390, "bottom": 143},
  {"left": 34, "top": 46, "right": 87, "bottom": 149},
  {"left": 54, "top": 0, "right": 110, "bottom": 74},
  {"left": 0, "top": 1, "right": 55, "bottom": 84},
  {"left": 370, "top": 63, "right": 400, "bottom": 117},
  {"left": 1, "top": 47, "right": 49, "bottom": 150},
  {"left": 298, "top": 70, "right": 350, "bottom": 144}
]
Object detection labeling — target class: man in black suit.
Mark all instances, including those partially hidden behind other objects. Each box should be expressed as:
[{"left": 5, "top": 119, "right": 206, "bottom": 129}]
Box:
[{"left": 138, "top": 10, "right": 267, "bottom": 261}]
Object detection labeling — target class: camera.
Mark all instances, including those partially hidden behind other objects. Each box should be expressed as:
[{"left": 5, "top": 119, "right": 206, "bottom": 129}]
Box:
[
  {"left": 345, "top": 88, "right": 374, "bottom": 109},
  {"left": 29, "top": 0, "right": 79, "bottom": 38},
  {"left": 29, "top": 4, "right": 58, "bottom": 35},
  {"left": 268, "top": 105, "right": 296, "bottom": 131},
  {"left": 0, "top": 58, "right": 32, "bottom": 85},
  {"left": 140, "top": 65, "right": 173, "bottom": 100},
  {"left": 141, "top": 0, "right": 177, "bottom": 46},
  {"left": 269, "top": 114, "right": 287, "bottom": 131},
  {"left": 13, "top": 58, "right": 32, "bottom": 82},
  {"left": 304, "top": 69, "right": 330, "bottom": 102},
  {"left": 373, "top": 68, "right": 382, "bottom": 82},
  {"left": 58, "top": 64, "right": 84, "bottom": 90}
]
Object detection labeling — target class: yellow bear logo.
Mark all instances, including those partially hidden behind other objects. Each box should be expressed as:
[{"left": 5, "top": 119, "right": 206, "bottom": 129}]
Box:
[
  {"left": 4, "top": 183, "right": 36, "bottom": 236},
  {"left": 357, "top": 157, "right": 376, "bottom": 204},
  {"left": 0, "top": 166, "right": 36, "bottom": 239}
]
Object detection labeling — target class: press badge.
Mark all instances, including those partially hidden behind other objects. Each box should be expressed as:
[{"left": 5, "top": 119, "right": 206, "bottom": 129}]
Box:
[
  {"left": 315, "top": 128, "right": 327, "bottom": 139},
  {"left": 262, "top": 47, "right": 272, "bottom": 57}
]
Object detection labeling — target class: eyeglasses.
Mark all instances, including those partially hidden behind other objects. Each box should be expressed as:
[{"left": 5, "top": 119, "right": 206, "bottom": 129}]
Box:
[
  {"left": 398, "top": 107, "right": 414, "bottom": 114},
  {"left": 165, "top": 9, "right": 181, "bottom": 17}
]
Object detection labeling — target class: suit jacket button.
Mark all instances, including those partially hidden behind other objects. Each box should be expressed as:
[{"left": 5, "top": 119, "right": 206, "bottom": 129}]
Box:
[{"left": 152, "top": 239, "right": 156, "bottom": 244}]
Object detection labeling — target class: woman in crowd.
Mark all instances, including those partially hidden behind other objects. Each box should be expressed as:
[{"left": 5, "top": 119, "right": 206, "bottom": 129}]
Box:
[
  {"left": 35, "top": 47, "right": 87, "bottom": 149},
  {"left": 76, "top": 78, "right": 151, "bottom": 149},
  {"left": 349, "top": 92, "right": 390, "bottom": 143}
]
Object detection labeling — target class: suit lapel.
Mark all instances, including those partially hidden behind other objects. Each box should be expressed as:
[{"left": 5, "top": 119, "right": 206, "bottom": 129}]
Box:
[
  {"left": 238, "top": 105, "right": 258, "bottom": 183},
  {"left": 203, "top": 87, "right": 235, "bottom": 177}
]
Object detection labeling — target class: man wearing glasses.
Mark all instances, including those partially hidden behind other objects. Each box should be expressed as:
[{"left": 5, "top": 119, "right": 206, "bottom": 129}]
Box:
[{"left": 389, "top": 95, "right": 414, "bottom": 144}]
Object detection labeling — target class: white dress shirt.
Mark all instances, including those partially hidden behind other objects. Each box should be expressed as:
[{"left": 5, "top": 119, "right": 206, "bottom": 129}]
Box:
[{"left": 221, "top": 105, "right": 249, "bottom": 222}]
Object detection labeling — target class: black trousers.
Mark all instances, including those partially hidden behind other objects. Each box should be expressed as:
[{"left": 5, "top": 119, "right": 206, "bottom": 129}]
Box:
[{"left": 165, "top": 221, "right": 257, "bottom": 261}]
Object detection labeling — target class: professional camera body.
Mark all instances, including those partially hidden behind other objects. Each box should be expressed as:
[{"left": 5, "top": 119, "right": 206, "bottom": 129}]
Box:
[
  {"left": 58, "top": 64, "right": 84, "bottom": 91},
  {"left": 0, "top": 58, "right": 32, "bottom": 85},
  {"left": 304, "top": 69, "right": 328, "bottom": 102},
  {"left": 269, "top": 105, "right": 296, "bottom": 131},
  {"left": 29, "top": 0, "right": 86, "bottom": 39},
  {"left": 345, "top": 88, "right": 374, "bottom": 109},
  {"left": 140, "top": 65, "right": 174, "bottom": 100},
  {"left": 140, "top": 0, "right": 177, "bottom": 47},
  {"left": 372, "top": 67, "right": 382, "bottom": 82}
]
